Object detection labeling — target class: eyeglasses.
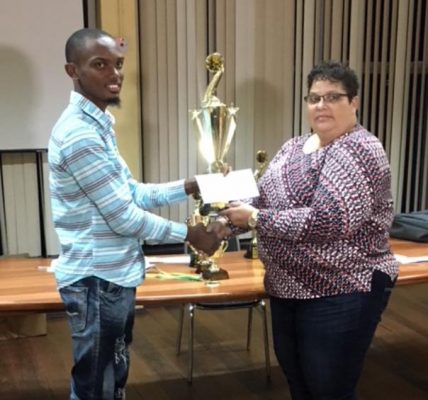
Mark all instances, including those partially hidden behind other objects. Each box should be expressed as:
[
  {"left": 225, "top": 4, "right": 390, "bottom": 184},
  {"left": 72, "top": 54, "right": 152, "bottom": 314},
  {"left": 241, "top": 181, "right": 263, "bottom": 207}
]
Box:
[{"left": 304, "top": 92, "right": 349, "bottom": 104}]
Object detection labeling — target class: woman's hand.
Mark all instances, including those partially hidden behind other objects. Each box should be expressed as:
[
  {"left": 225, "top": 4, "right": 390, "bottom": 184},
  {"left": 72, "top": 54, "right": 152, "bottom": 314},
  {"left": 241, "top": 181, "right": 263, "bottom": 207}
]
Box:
[
  {"left": 219, "top": 202, "right": 256, "bottom": 229},
  {"left": 206, "top": 217, "right": 232, "bottom": 240}
]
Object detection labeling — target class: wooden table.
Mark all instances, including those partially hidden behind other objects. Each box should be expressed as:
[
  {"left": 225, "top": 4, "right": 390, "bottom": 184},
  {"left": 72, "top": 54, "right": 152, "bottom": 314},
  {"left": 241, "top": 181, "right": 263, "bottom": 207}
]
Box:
[
  {"left": 0, "top": 239, "right": 428, "bottom": 314},
  {"left": 389, "top": 239, "right": 428, "bottom": 285}
]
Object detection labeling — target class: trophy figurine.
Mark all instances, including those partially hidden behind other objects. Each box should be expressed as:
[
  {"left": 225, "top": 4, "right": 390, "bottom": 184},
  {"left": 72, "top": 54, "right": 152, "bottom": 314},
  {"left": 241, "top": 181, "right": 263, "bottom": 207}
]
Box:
[
  {"left": 244, "top": 150, "right": 268, "bottom": 259},
  {"left": 188, "top": 52, "right": 239, "bottom": 280}
]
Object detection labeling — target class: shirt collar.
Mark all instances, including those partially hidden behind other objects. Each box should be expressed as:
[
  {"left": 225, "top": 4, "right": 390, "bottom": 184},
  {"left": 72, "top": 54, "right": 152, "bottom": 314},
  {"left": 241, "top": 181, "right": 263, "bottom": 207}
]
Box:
[{"left": 69, "top": 91, "right": 115, "bottom": 130}]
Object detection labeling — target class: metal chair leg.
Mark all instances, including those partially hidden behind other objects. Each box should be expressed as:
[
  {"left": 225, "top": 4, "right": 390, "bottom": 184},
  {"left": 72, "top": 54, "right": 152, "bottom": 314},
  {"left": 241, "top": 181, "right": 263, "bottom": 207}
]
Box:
[
  {"left": 176, "top": 305, "right": 185, "bottom": 355},
  {"left": 260, "top": 300, "right": 271, "bottom": 381},
  {"left": 187, "top": 304, "right": 195, "bottom": 384},
  {"left": 177, "top": 300, "right": 270, "bottom": 384},
  {"left": 246, "top": 308, "right": 253, "bottom": 350}
]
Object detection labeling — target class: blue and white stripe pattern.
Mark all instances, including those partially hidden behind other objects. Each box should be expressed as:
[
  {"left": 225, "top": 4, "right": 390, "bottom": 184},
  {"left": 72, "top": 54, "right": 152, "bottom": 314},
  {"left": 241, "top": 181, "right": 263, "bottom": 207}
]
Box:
[{"left": 49, "top": 91, "right": 188, "bottom": 288}]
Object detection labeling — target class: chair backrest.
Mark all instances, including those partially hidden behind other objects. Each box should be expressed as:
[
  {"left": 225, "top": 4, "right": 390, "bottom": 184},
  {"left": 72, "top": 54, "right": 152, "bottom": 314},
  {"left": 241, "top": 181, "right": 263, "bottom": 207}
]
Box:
[{"left": 225, "top": 236, "right": 240, "bottom": 252}]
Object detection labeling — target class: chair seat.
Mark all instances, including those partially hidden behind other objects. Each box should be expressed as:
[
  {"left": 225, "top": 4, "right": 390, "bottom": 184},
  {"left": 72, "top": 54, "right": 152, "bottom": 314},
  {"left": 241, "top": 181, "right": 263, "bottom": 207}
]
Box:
[{"left": 193, "top": 300, "right": 262, "bottom": 310}]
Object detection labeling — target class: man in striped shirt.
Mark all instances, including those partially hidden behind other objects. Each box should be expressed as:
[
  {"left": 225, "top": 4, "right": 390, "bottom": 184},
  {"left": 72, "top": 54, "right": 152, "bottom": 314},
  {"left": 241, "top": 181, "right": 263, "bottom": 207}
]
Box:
[{"left": 49, "top": 28, "right": 220, "bottom": 400}]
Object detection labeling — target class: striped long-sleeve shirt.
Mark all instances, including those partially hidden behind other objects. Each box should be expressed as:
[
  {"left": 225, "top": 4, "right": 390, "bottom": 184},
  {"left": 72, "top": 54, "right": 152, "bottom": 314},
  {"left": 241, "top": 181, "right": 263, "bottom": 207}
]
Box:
[
  {"left": 253, "top": 125, "right": 399, "bottom": 299},
  {"left": 48, "top": 91, "right": 188, "bottom": 288}
]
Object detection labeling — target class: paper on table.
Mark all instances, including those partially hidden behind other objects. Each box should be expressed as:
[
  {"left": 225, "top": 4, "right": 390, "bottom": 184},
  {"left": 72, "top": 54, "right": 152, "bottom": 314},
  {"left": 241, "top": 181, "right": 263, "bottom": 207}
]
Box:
[
  {"left": 195, "top": 168, "right": 259, "bottom": 204},
  {"left": 146, "top": 254, "right": 191, "bottom": 265},
  {"left": 394, "top": 254, "right": 428, "bottom": 264},
  {"left": 38, "top": 257, "right": 186, "bottom": 273},
  {"left": 37, "top": 258, "right": 57, "bottom": 273}
]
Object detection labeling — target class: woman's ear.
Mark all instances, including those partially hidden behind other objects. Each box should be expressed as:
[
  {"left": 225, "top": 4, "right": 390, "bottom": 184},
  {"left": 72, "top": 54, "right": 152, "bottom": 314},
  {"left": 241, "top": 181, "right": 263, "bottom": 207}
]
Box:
[{"left": 351, "top": 95, "right": 360, "bottom": 110}]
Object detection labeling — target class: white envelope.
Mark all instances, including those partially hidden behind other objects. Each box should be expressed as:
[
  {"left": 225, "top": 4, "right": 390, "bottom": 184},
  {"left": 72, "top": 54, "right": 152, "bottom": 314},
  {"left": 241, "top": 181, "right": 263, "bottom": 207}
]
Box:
[{"left": 195, "top": 168, "right": 259, "bottom": 204}]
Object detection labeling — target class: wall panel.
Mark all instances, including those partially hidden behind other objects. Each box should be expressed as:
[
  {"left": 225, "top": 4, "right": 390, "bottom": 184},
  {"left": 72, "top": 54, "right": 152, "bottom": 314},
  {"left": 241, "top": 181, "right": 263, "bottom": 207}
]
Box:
[{"left": 138, "top": 0, "right": 428, "bottom": 214}]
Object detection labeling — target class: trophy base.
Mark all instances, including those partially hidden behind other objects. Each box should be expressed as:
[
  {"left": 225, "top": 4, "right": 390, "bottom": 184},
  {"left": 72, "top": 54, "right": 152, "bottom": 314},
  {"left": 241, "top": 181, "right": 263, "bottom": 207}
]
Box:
[
  {"left": 201, "top": 267, "right": 229, "bottom": 281},
  {"left": 189, "top": 251, "right": 200, "bottom": 267},
  {"left": 196, "top": 259, "right": 229, "bottom": 280}
]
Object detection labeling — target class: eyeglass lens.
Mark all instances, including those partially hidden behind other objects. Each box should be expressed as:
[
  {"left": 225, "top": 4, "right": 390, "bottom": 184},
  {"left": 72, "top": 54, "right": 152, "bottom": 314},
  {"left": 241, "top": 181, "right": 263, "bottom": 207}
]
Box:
[{"left": 304, "top": 93, "right": 348, "bottom": 104}]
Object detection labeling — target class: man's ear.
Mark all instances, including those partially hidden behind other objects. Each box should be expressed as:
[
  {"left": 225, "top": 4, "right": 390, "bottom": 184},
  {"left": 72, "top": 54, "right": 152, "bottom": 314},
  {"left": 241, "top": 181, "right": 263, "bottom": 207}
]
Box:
[{"left": 65, "top": 63, "right": 79, "bottom": 80}]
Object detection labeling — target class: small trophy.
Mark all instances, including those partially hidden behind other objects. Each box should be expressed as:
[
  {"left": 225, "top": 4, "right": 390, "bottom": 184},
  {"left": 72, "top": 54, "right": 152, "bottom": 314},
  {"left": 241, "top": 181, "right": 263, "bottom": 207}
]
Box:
[
  {"left": 188, "top": 52, "right": 239, "bottom": 281},
  {"left": 244, "top": 150, "right": 268, "bottom": 259}
]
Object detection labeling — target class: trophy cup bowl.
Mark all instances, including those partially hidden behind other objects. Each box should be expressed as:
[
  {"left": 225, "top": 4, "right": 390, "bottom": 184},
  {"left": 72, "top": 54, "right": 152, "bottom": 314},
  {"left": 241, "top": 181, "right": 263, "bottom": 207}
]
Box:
[
  {"left": 188, "top": 53, "right": 239, "bottom": 281},
  {"left": 192, "top": 105, "right": 238, "bottom": 174}
]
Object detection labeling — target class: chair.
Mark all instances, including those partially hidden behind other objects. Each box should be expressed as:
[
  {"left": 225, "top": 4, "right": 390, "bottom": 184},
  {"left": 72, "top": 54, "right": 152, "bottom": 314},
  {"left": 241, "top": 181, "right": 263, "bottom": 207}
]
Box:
[{"left": 176, "top": 238, "right": 271, "bottom": 383}]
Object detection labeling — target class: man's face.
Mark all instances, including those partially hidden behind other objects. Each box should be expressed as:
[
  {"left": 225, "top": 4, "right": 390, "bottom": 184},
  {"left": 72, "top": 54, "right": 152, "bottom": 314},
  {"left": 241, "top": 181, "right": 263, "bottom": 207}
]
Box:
[{"left": 66, "top": 36, "right": 125, "bottom": 111}]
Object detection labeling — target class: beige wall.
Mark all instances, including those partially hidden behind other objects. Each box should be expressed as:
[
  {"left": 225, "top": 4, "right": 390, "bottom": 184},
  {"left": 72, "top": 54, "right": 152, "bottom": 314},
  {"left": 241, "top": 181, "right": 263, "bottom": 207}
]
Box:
[{"left": 98, "top": 0, "right": 142, "bottom": 180}]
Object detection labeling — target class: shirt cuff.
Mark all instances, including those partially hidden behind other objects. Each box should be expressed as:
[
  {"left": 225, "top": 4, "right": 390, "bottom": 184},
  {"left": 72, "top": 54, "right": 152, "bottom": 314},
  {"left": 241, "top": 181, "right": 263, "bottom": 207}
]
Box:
[
  {"left": 169, "top": 221, "right": 188, "bottom": 242},
  {"left": 165, "top": 179, "right": 188, "bottom": 203}
]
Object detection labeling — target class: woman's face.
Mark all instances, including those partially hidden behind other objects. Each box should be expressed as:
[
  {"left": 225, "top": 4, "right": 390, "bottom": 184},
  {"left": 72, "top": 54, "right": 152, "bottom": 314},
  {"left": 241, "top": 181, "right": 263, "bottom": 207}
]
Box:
[{"left": 306, "top": 79, "right": 359, "bottom": 141}]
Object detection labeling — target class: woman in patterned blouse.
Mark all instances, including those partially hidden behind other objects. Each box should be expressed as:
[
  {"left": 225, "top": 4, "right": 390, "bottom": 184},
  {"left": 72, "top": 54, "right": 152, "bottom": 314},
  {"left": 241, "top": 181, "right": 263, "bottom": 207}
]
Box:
[{"left": 220, "top": 61, "right": 399, "bottom": 400}]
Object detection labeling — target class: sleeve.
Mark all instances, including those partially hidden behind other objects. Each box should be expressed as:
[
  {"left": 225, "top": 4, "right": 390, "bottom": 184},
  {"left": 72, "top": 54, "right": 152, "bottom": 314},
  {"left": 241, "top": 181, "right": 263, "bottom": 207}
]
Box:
[
  {"left": 257, "top": 139, "right": 378, "bottom": 243},
  {"left": 62, "top": 131, "right": 187, "bottom": 242},
  {"left": 117, "top": 154, "right": 188, "bottom": 210}
]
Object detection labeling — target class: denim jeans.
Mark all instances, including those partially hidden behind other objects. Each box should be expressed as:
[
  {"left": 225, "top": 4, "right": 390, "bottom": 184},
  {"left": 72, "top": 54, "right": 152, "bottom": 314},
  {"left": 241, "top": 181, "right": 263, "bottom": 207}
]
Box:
[
  {"left": 60, "top": 277, "right": 136, "bottom": 400},
  {"left": 270, "top": 270, "right": 395, "bottom": 400}
]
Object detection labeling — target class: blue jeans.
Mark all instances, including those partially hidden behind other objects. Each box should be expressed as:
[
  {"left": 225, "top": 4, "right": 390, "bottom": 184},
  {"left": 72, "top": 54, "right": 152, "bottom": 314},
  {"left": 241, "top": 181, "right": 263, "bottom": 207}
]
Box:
[
  {"left": 270, "top": 270, "right": 395, "bottom": 400},
  {"left": 59, "top": 277, "right": 136, "bottom": 400}
]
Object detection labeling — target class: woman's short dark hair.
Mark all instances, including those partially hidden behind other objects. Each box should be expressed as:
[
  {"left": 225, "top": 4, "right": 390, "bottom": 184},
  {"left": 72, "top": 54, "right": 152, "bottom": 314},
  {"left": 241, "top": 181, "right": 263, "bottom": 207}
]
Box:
[{"left": 307, "top": 61, "right": 359, "bottom": 100}]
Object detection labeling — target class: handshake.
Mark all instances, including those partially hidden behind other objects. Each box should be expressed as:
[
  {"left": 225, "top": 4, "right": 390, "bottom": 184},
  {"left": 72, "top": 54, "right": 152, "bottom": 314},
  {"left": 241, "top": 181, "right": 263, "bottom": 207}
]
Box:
[
  {"left": 185, "top": 220, "right": 232, "bottom": 256},
  {"left": 184, "top": 175, "right": 258, "bottom": 256}
]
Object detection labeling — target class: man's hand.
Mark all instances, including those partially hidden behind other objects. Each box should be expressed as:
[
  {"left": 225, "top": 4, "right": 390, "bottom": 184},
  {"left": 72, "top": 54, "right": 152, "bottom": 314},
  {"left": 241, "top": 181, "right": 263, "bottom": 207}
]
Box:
[
  {"left": 186, "top": 223, "right": 222, "bottom": 256},
  {"left": 219, "top": 202, "right": 256, "bottom": 229},
  {"left": 184, "top": 178, "right": 199, "bottom": 195}
]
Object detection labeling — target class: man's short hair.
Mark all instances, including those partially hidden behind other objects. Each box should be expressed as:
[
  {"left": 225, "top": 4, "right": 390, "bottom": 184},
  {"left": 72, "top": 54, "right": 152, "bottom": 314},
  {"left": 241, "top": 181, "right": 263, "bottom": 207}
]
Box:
[{"left": 65, "top": 28, "right": 113, "bottom": 63}]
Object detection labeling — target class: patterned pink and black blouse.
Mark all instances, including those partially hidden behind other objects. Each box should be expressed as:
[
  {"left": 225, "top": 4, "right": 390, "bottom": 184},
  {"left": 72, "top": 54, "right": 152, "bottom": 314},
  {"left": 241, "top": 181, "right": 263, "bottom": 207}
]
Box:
[{"left": 253, "top": 124, "right": 399, "bottom": 299}]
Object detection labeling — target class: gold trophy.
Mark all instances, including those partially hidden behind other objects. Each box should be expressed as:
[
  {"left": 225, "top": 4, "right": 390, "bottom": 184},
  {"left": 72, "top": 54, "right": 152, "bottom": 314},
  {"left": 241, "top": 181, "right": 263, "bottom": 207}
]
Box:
[
  {"left": 188, "top": 52, "right": 239, "bottom": 281},
  {"left": 244, "top": 150, "right": 268, "bottom": 259}
]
